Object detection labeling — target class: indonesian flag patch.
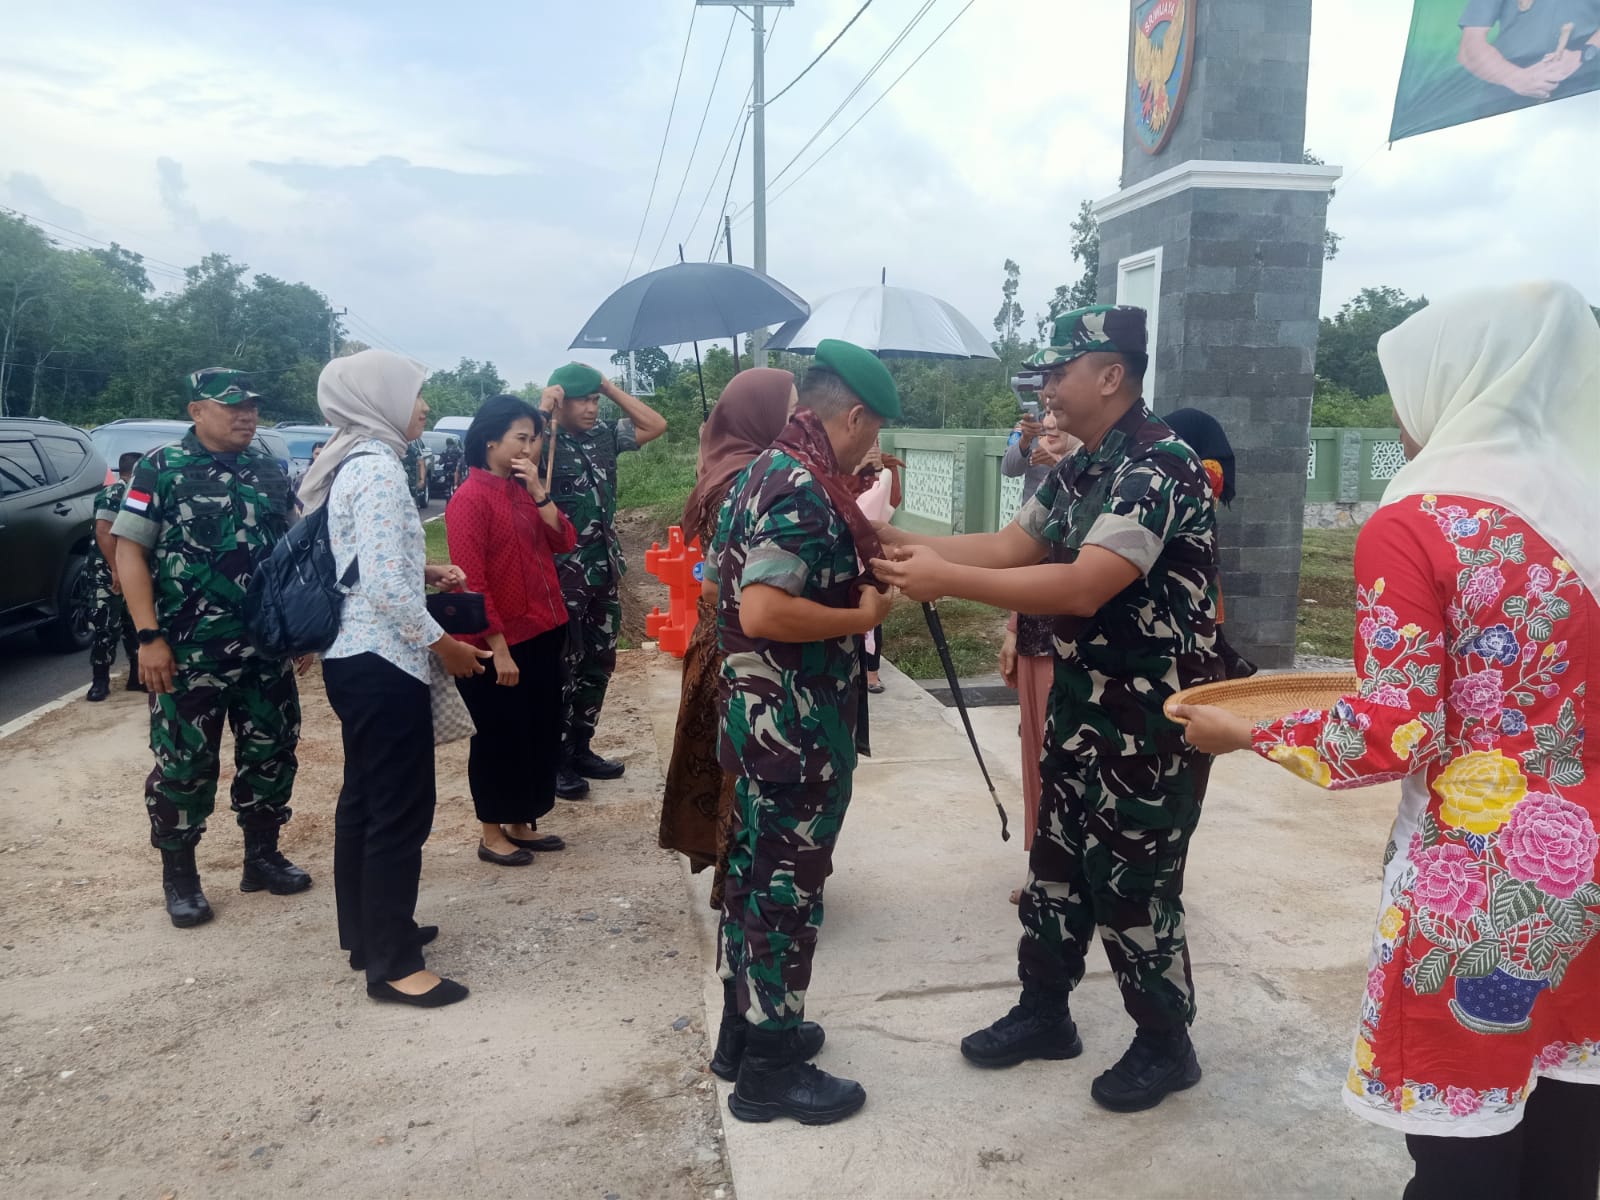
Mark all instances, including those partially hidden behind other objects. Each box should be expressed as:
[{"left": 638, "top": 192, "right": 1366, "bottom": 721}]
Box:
[{"left": 124, "top": 489, "right": 152, "bottom": 513}]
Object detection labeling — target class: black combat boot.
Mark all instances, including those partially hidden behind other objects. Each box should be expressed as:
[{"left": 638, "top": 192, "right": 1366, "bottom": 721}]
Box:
[
  {"left": 959, "top": 991, "right": 1083, "bottom": 1068},
  {"left": 85, "top": 666, "right": 110, "bottom": 703},
  {"left": 728, "top": 1028, "right": 865, "bottom": 1126},
  {"left": 1215, "top": 628, "right": 1258, "bottom": 680},
  {"left": 709, "top": 980, "right": 826, "bottom": 1082},
  {"left": 160, "top": 846, "right": 214, "bottom": 928},
  {"left": 240, "top": 827, "right": 313, "bottom": 895},
  {"left": 555, "top": 750, "right": 591, "bottom": 799},
  {"left": 571, "top": 741, "right": 625, "bottom": 780},
  {"left": 125, "top": 669, "right": 146, "bottom": 693},
  {"left": 1089, "top": 1027, "right": 1202, "bottom": 1113}
]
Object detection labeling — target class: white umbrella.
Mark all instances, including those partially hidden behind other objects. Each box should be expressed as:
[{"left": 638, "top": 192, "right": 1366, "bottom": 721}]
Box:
[{"left": 765, "top": 285, "right": 997, "bottom": 361}]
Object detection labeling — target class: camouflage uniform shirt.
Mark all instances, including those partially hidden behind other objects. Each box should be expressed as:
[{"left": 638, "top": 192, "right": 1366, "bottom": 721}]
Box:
[
  {"left": 91, "top": 479, "right": 128, "bottom": 562},
  {"left": 110, "top": 428, "right": 292, "bottom": 662},
  {"left": 708, "top": 447, "right": 861, "bottom": 783},
  {"left": 550, "top": 418, "right": 639, "bottom": 590},
  {"left": 1017, "top": 402, "right": 1220, "bottom": 757}
]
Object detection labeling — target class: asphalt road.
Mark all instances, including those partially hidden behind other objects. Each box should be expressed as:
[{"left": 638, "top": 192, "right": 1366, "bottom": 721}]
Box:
[{"left": 0, "top": 497, "right": 448, "bottom": 727}]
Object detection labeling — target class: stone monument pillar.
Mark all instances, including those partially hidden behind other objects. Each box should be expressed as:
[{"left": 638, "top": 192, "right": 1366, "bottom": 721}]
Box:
[{"left": 1093, "top": 0, "right": 1340, "bottom": 669}]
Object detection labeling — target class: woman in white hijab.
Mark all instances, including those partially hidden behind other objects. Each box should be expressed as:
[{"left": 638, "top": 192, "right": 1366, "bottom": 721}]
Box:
[
  {"left": 310, "top": 350, "right": 489, "bottom": 1009},
  {"left": 1176, "top": 281, "right": 1599, "bottom": 1196}
]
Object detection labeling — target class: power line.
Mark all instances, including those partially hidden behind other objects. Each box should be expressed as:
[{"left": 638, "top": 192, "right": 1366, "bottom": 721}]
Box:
[
  {"left": 647, "top": 10, "right": 740, "bottom": 273},
  {"left": 0, "top": 206, "right": 191, "bottom": 284},
  {"left": 751, "top": 0, "right": 937, "bottom": 206},
  {"left": 738, "top": 0, "right": 979, "bottom": 224},
  {"left": 684, "top": 7, "right": 782, "bottom": 260},
  {"left": 706, "top": 115, "right": 752, "bottom": 261},
  {"left": 766, "top": 0, "right": 873, "bottom": 106},
  {"left": 621, "top": 7, "right": 699, "bottom": 284}
]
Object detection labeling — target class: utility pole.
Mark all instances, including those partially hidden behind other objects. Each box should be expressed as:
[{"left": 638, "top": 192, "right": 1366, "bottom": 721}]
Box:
[
  {"left": 327, "top": 306, "right": 347, "bottom": 361},
  {"left": 698, "top": 0, "right": 792, "bottom": 366},
  {"left": 724, "top": 215, "right": 739, "bottom": 371}
]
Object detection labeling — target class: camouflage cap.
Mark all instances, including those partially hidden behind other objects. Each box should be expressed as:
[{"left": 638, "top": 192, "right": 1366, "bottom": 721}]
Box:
[
  {"left": 186, "top": 367, "right": 261, "bottom": 406},
  {"left": 1025, "top": 305, "right": 1147, "bottom": 369},
  {"left": 547, "top": 362, "right": 604, "bottom": 399}
]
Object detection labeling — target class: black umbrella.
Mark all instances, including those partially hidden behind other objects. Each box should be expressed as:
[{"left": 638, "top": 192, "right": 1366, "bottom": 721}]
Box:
[
  {"left": 569, "top": 260, "right": 808, "bottom": 418},
  {"left": 922, "top": 600, "right": 1010, "bottom": 841}
]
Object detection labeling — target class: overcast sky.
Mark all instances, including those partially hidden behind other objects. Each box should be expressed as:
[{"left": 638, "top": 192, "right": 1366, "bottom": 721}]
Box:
[{"left": 4, "top": 0, "right": 1597, "bottom": 388}]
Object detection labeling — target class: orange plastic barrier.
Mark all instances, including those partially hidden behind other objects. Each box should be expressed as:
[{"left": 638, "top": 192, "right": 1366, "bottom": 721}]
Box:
[{"left": 643, "top": 525, "right": 705, "bottom": 659}]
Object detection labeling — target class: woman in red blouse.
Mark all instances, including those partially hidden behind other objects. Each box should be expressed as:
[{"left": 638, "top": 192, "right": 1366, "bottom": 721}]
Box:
[
  {"left": 445, "top": 395, "right": 577, "bottom": 866},
  {"left": 1176, "top": 282, "right": 1599, "bottom": 1198}
]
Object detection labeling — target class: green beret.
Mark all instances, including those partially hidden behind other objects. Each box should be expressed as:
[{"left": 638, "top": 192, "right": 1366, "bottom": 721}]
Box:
[
  {"left": 1025, "top": 305, "right": 1147, "bottom": 368},
  {"left": 813, "top": 338, "right": 900, "bottom": 420},
  {"left": 548, "top": 362, "right": 604, "bottom": 399}
]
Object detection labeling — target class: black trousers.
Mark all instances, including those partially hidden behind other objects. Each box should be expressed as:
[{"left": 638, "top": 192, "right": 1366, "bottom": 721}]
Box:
[
  {"left": 862, "top": 625, "right": 883, "bottom": 672},
  {"left": 324, "top": 653, "right": 436, "bottom": 985},
  {"left": 455, "top": 626, "right": 564, "bottom": 825},
  {"left": 1404, "top": 1079, "right": 1600, "bottom": 1200}
]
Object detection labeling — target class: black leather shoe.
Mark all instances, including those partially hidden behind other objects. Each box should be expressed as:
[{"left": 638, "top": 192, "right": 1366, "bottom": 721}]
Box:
[
  {"left": 350, "top": 924, "right": 439, "bottom": 971},
  {"left": 709, "top": 982, "right": 826, "bottom": 1081},
  {"left": 503, "top": 832, "right": 566, "bottom": 851},
  {"left": 477, "top": 841, "right": 534, "bottom": 866},
  {"left": 1215, "top": 628, "right": 1258, "bottom": 680},
  {"left": 555, "top": 766, "right": 590, "bottom": 799},
  {"left": 960, "top": 1000, "right": 1083, "bottom": 1068},
  {"left": 728, "top": 1030, "right": 864, "bottom": 1125},
  {"left": 126, "top": 670, "right": 146, "bottom": 692},
  {"left": 160, "top": 846, "right": 214, "bottom": 928},
  {"left": 240, "top": 828, "right": 313, "bottom": 895},
  {"left": 1090, "top": 1028, "right": 1202, "bottom": 1113},
  {"left": 571, "top": 745, "right": 625, "bottom": 780},
  {"left": 85, "top": 669, "right": 110, "bottom": 703},
  {"left": 367, "top": 978, "right": 469, "bottom": 1008}
]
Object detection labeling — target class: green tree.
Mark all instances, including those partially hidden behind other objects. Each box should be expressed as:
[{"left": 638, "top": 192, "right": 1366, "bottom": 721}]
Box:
[
  {"left": 1317, "top": 287, "right": 1428, "bottom": 398},
  {"left": 1037, "top": 200, "right": 1100, "bottom": 341},
  {"left": 992, "top": 259, "right": 1026, "bottom": 374},
  {"left": 423, "top": 358, "right": 510, "bottom": 419}
]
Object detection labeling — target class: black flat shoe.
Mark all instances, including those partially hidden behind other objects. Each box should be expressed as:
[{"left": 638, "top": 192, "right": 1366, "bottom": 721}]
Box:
[
  {"left": 504, "top": 832, "right": 565, "bottom": 851},
  {"left": 478, "top": 841, "right": 534, "bottom": 866},
  {"left": 349, "top": 924, "right": 439, "bottom": 971},
  {"left": 367, "top": 978, "right": 469, "bottom": 1008}
]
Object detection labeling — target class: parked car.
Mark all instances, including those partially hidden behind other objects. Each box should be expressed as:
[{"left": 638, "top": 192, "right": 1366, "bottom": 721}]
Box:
[
  {"left": 89, "top": 420, "right": 295, "bottom": 488},
  {"left": 419, "top": 430, "right": 464, "bottom": 500},
  {"left": 0, "top": 418, "right": 108, "bottom": 651},
  {"left": 275, "top": 423, "right": 335, "bottom": 485}
]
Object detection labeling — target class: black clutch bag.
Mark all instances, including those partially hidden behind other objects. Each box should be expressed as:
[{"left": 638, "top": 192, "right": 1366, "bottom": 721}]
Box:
[{"left": 426, "top": 590, "right": 488, "bottom": 635}]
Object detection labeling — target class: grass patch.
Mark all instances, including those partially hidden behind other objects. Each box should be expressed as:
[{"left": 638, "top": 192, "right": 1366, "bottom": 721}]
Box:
[
  {"left": 617, "top": 439, "right": 698, "bottom": 526},
  {"left": 881, "top": 597, "right": 1009, "bottom": 680},
  {"left": 424, "top": 517, "right": 448, "bottom": 565},
  {"left": 1297, "top": 527, "right": 1360, "bottom": 659}
]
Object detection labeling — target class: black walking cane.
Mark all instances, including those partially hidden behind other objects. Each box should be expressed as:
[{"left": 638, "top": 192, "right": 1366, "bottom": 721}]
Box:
[{"left": 922, "top": 600, "right": 1010, "bottom": 841}]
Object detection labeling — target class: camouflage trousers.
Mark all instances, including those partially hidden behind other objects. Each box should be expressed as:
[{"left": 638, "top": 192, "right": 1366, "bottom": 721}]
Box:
[
  {"left": 718, "top": 774, "right": 853, "bottom": 1031},
  {"left": 1017, "top": 744, "right": 1212, "bottom": 1033},
  {"left": 560, "top": 580, "right": 621, "bottom": 750},
  {"left": 145, "top": 654, "right": 301, "bottom": 851},
  {"left": 87, "top": 557, "right": 137, "bottom": 671}
]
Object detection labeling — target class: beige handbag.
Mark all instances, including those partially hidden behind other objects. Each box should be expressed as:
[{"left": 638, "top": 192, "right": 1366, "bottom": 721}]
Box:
[{"left": 428, "top": 654, "right": 476, "bottom": 745}]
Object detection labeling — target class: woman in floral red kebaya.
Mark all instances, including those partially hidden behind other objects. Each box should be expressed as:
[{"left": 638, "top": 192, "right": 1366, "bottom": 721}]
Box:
[{"left": 1175, "top": 281, "right": 1599, "bottom": 1199}]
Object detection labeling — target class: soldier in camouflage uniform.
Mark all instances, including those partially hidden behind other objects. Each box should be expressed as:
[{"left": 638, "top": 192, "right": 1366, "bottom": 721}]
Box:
[
  {"left": 705, "top": 340, "right": 898, "bottom": 1126},
  {"left": 113, "top": 368, "right": 310, "bottom": 929},
  {"left": 84, "top": 451, "right": 145, "bottom": 702},
  {"left": 540, "top": 363, "right": 667, "bottom": 798},
  {"left": 872, "top": 307, "right": 1223, "bottom": 1113}
]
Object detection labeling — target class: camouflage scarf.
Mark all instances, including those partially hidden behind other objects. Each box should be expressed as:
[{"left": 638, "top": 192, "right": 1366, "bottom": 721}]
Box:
[{"left": 774, "top": 409, "right": 884, "bottom": 587}]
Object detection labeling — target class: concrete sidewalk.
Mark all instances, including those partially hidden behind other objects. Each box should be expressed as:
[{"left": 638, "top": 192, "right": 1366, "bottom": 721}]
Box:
[{"left": 644, "top": 656, "right": 1412, "bottom": 1200}]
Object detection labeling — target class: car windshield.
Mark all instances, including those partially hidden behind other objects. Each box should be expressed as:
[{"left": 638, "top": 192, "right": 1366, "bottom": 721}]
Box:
[
  {"left": 88, "top": 424, "right": 188, "bottom": 466},
  {"left": 280, "top": 431, "right": 331, "bottom": 458},
  {"left": 420, "top": 432, "right": 456, "bottom": 451}
]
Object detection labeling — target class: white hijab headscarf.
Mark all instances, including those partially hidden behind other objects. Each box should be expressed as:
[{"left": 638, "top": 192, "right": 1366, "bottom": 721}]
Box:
[
  {"left": 298, "top": 349, "right": 428, "bottom": 513},
  {"left": 1377, "top": 280, "right": 1600, "bottom": 593}
]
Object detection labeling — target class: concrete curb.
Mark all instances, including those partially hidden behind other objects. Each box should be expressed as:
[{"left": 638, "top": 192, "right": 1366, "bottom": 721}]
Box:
[{"left": 0, "top": 683, "right": 84, "bottom": 741}]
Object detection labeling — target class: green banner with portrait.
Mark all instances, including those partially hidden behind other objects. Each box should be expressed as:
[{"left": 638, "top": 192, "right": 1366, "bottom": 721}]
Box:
[{"left": 1390, "top": 0, "right": 1600, "bottom": 140}]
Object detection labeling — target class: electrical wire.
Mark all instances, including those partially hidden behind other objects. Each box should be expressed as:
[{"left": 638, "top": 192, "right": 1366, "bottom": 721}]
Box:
[
  {"left": 647, "top": 10, "right": 739, "bottom": 273},
  {"left": 706, "top": 114, "right": 752, "bottom": 262},
  {"left": 737, "top": 0, "right": 979, "bottom": 225},
  {"left": 621, "top": 7, "right": 698, "bottom": 284},
  {"left": 765, "top": 0, "right": 873, "bottom": 106},
  {"left": 1, "top": 206, "right": 191, "bottom": 285}
]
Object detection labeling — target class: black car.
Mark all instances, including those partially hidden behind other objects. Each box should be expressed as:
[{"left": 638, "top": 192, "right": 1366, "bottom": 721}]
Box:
[
  {"left": 0, "top": 418, "right": 109, "bottom": 651},
  {"left": 419, "top": 430, "right": 464, "bottom": 500}
]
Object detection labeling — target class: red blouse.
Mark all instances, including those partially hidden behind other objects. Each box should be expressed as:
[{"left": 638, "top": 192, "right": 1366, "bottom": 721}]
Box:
[
  {"left": 444, "top": 467, "right": 576, "bottom": 649},
  {"left": 1252, "top": 495, "right": 1597, "bottom": 1137}
]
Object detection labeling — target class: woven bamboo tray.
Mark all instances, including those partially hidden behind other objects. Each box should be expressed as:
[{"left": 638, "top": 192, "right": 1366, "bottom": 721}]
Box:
[{"left": 1165, "top": 672, "right": 1359, "bottom": 724}]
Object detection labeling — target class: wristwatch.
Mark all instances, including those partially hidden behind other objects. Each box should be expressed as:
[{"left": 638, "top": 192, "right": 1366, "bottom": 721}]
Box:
[
  {"left": 136, "top": 627, "right": 165, "bottom": 645},
  {"left": 536, "top": 496, "right": 555, "bottom": 507}
]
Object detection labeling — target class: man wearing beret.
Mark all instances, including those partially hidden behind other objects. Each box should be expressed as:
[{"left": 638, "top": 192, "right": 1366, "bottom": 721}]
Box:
[
  {"left": 113, "top": 368, "right": 307, "bottom": 928},
  {"left": 705, "top": 339, "right": 897, "bottom": 1125},
  {"left": 540, "top": 364, "right": 668, "bottom": 797},
  {"left": 872, "top": 307, "right": 1223, "bottom": 1114}
]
